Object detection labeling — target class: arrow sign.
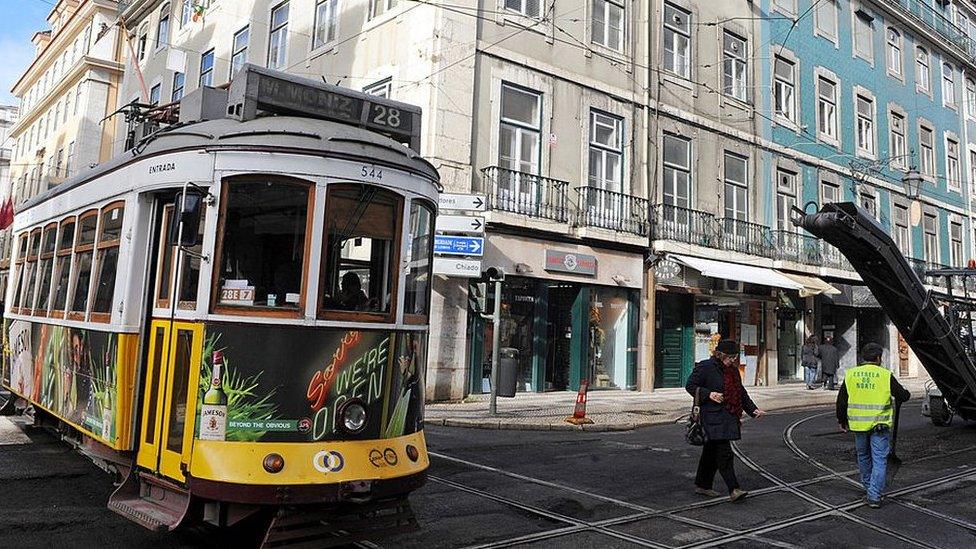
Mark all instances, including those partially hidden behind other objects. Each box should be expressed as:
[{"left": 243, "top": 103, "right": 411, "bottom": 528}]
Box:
[
  {"left": 439, "top": 193, "right": 487, "bottom": 212},
  {"left": 436, "top": 215, "right": 485, "bottom": 234},
  {"left": 434, "top": 235, "right": 484, "bottom": 257}
]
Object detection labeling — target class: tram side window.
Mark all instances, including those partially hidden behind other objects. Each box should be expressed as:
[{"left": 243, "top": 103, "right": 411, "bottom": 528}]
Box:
[
  {"left": 52, "top": 218, "right": 76, "bottom": 314},
  {"left": 21, "top": 229, "right": 41, "bottom": 312},
  {"left": 320, "top": 184, "right": 400, "bottom": 317},
  {"left": 69, "top": 211, "right": 99, "bottom": 318},
  {"left": 404, "top": 201, "right": 434, "bottom": 320},
  {"left": 91, "top": 204, "right": 125, "bottom": 319},
  {"left": 35, "top": 224, "right": 58, "bottom": 314},
  {"left": 215, "top": 179, "right": 310, "bottom": 311},
  {"left": 177, "top": 202, "right": 206, "bottom": 309},
  {"left": 10, "top": 233, "right": 27, "bottom": 311}
]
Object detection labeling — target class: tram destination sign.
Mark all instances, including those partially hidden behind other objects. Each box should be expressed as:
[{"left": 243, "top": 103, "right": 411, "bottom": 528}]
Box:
[
  {"left": 434, "top": 235, "right": 484, "bottom": 257},
  {"left": 438, "top": 193, "right": 487, "bottom": 212},
  {"left": 227, "top": 64, "right": 422, "bottom": 151}
]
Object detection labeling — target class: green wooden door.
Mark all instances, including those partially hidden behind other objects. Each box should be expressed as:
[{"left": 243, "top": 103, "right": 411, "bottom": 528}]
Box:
[{"left": 655, "top": 293, "right": 694, "bottom": 388}]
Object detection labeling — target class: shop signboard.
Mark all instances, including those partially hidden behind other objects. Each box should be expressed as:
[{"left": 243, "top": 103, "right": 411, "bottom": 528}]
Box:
[
  {"left": 432, "top": 257, "right": 482, "bottom": 277},
  {"left": 438, "top": 193, "right": 487, "bottom": 212},
  {"left": 545, "top": 250, "right": 597, "bottom": 276},
  {"left": 436, "top": 215, "right": 485, "bottom": 234},
  {"left": 434, "top": 235, "right": 484, "bottom": 257}
]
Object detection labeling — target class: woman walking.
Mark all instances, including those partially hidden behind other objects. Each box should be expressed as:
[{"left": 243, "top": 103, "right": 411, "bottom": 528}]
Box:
[
  {"left": 686, "top": 339, "right": 766, "bottom": 502},
  {"left": 801, "top": 336, "right": 821, "bottom": 390}
]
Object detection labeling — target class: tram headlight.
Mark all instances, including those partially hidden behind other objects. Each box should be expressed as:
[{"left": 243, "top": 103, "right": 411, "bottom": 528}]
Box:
[
  {"left": 339, "top": 399, "right": 368, "bottom": 434},
  {"left": 263, "top": 453, "right": 285, "bottom": 474}
]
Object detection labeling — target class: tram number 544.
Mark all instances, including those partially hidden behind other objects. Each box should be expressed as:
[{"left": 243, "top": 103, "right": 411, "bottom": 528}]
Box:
[{"left": 361, "top": 165, "right": 383, "bottom": 180}]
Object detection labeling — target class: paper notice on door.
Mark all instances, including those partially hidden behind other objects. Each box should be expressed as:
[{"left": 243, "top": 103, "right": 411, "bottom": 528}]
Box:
[
  {"left": 743, "top": 355, "right": 759, "bottom": 386},
  {"left": 741, "top": 324, "right": 758, "bottom": 346}
]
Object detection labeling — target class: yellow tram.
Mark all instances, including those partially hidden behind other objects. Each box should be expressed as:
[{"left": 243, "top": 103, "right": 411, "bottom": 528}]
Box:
[{"left": 1, "top": 65, "right": 438, "bottom": 542}]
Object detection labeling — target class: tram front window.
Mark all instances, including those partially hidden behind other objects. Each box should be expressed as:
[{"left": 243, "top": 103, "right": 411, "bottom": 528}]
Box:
[
  {"left": 320, "top": 185, "right": 400, "bottom": 316},
  {"left": 216, "top": 178, "right": 309, "bottom": 311},
  {"left": 404, "top": 201, "right": 434, "bottom": 320}
]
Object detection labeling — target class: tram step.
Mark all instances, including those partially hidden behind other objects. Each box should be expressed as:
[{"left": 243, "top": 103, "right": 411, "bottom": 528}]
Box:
[
  {"left": 108, "top": 471, "right": 190, "bottom": 532},
  {"left": 262, "top": 497, "right": 418, "bottom": 548}
]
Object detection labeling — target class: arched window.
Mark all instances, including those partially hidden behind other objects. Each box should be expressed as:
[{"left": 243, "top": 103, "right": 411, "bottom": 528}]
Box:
[
  {"left": 156, "top": 4, "right": 170, "bottom": 51},
  {"left": 51, "top": 216, "right": 76, "bottom": 316},
  {"left": 916, "top": 47, "right": 930, "bottom": 91},
  {"left": 68, "top": 209, "right": 98, "bottom": 320},
  {"left": 90, "top": 202, "right": 125, "bottom": 322},
  {"left": 35, "top": 223, "right": 58, "bottom": 314},
  {"left": 886, "top": 28, "right": 902, "bottom": 75}
]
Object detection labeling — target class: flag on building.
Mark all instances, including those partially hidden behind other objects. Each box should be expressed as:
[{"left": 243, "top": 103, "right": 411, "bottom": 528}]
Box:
[{"left": 0, "top": 197, "right": 14, "bottom": 230}]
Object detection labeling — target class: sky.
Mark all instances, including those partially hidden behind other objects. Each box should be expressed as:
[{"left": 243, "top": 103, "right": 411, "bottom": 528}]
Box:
[{"left": 0, "top": 0, "right": 54, "bottom": 106}]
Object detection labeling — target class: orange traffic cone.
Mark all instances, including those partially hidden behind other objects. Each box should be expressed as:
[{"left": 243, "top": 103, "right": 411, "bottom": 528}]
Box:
[{"left": 565, "top": 379, "right": 595, "bottom": 425}]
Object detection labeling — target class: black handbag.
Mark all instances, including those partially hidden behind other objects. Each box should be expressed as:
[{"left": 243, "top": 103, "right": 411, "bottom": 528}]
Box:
[{"left": 685, "top": 388, "right": 706, "bottom": 446}]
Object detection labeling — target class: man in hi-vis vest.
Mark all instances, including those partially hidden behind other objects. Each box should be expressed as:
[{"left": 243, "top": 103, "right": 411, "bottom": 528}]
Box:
[{"left": 836, "top": 343, "right": 911, "bottom": 508}]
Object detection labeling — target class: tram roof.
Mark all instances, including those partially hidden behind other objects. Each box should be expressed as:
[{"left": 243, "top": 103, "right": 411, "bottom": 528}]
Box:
[{"left": 20, "top": 114, "right": 440, "bottom": 212}]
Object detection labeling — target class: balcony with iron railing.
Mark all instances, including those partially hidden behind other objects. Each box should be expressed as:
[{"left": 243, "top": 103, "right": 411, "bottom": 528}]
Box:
[
  {"left": 771, "top": 230, "right": 823, "bottom": 265},
  {"left": 480, "top": 166, "right": 570, "bottom": 223},
  {"left": 574, "top": 186, "right": 649, "bottom": 236},
  {"left": 888, "top": 0, "right": 976, "bottom": 60},
  {"left": 717, "top": 218, "right": 774, "bottom": 258},
  {"left": 650, "top": 204, "right": 719, "bottom": 248}
]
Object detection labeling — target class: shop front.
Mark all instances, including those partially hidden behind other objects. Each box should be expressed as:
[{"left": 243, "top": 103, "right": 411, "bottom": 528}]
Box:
[{"left": 467, "top": 235, "right": 644, "bottom": 394}]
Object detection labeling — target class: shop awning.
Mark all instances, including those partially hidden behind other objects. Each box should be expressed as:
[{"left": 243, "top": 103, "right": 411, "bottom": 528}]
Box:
[
  {"left": 669, "top": 254, "right": 804, "bottom": 290},
  {"left": 777, "top": 271, "right": 842, "bottom": 298}
]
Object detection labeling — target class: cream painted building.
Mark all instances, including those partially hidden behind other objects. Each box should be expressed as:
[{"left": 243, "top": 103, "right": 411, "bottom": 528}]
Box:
[
  {"left": 116, "top": 0, "right": 650, "bottom": 400},
  {"left": 3, "top": 0, "right": 124, "bottom": 301}
]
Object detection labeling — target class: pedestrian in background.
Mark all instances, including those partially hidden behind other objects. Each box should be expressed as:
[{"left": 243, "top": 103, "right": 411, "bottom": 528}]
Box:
[
  {"left": 836, "top": 342, "right": 911, "bottom": 508},
  {"left": 819, "top": 336, "right": 840, "bottom": 390},
  {"left": 801, "top": 336, "right": 820, "bottom": 390},
  {"left": 686, "top": 339, "right": 766, "bottom": 503}
]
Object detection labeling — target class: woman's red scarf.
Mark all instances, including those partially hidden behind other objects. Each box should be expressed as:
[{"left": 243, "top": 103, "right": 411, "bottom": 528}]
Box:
[{"left": 721, "top": 360, "right": 745, "bottom": 419}]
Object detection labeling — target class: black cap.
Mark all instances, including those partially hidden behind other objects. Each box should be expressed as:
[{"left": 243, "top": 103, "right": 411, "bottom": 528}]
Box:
[
  {"left": 716, "top": 339, "right": 739, "bottom": 355},
  {"left": 861, "top": 342, "right": 884, "bottom": 363}
]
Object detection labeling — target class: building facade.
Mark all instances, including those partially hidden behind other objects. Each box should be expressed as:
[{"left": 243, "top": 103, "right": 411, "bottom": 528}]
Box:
[
  {"left": 647, "top": 0, "right": 976, "bottom": 390},
  {"left": 0, "top": 104, "right": 20, "bottom": 298},
  {"left": 114, "top": 0, "right": 649, "bottom": 400}
]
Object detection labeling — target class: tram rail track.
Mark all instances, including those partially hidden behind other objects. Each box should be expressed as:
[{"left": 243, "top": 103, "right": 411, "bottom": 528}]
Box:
[{"left": 425, "top": 408, "right": 976, "bottom": 549}]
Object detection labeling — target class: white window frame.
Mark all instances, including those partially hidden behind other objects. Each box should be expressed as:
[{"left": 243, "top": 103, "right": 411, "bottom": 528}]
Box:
[
  {"left": 774, "top": 55, "right": 796, "bottom": 123},
  {"left": 313, "top": 0, "right": 339, "bottom": 50},
  {"left": 916, "top": 46, "right": 931, "bottom": 93},
  {"left": 723, "top": 151, "right": 749, "bottom": 222},
  {"left": 816, "top": 72, "right": 839, "bottom": 144},
  {"left": 966, "top": 77, "right": 976, "bottom": 120},
  {"left": 503, "top": 0, "right": 540, "bottom": 19},
  {"left": 889, "top": 108, "right": 907, "bottom": 170},
  {"left": 363, "top": 77, "right": 393, "bottom": 98},
  {"left": 155, "top": 3, "right": 170, "bottom": 52},
  {"left": 852, "top": 7, "right": 875, "bottom": 63},
  {"left": 588, "top": 109, "right": 624, "bottom": 193},
  {"left": 886, "top": 27, "right": 902, "bottom": 77},
  {"left": 946, "top": 134, "right": 961, "bottom": 192},
  {"left": 923, "top": 213, "right": 939, "bottom": 263},
  {"left": 943, "top": 62, "right": 956, "bottom": 108},
  {"left": 179, "top": 0, "right": 191, "bottom": 28},
  {"left": 855, "top": 92, "right": 875, "bottom": 157},
  {"left": 231, "top": 26, "right": 249, "bottom": 77},
  {"left": 268, "top": 1, "right": 290, "bottom": 70},
  {"left": 821, "top": 179, "right": 841, "bottom": 204},
  {"left": 892, "top": 203, "right": 911, "bottom": 257},
  {"left": 591, "top": 0, "right": 625, "bottom": 52},
  {"left": 662, "top": 133, "right": 692, "bottom": 211},
  {"left": 814, "top": 0, "right": 839, "bottom": 44},
  {"left": 950, "top": 220, "right": 964, "bottom": 266},
  {"left": 199, "top": 49, "right": 214, "bottom": 87},
  {"left": 775, "top": 168, "right": 798, "bottom": 232},
  {"left": 723, "top": 31, "right": 748, "bottom": 102},
  {"left": 663, "top": 2, "right": 691, "bottom": 79},
  {"left": 859, "top": 190, "right": 878, "bottom": 220},
  {"left": 920, "top": 123, "right": 936, "bottom": 179}
]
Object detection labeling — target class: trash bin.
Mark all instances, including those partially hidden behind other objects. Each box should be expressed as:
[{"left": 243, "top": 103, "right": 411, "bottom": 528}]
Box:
[{"left": 498, "top": 347, "right": 519, "bottom": 397}]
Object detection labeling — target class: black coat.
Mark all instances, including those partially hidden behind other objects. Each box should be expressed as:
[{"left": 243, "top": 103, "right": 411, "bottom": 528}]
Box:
[
  {"left": 818, "top": 343, "right": 840, "bottom": 375},
  {"left": 686, "top": 357, "right": 759, "bottom": 441},
  {"left": 801, "top": 344, "right": 819, "bottom": 368}
]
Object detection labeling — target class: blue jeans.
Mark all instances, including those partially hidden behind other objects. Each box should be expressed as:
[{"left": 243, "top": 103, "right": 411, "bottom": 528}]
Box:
[
  {"left": 854, "top": 428, "right": 891, "bottom": 502},
  {"left": 804, "top": 366, "right": 818, "bottom": 387}
]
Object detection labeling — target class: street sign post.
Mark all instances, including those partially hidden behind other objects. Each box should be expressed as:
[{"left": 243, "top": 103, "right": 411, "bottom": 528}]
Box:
[
  {"left": 432, "top": 258, "right": 482, "bottom": 277},
  {"left": 436, "top": 215, "right": 485, "bottom": 234},
  {"left": 439, "top": 193, "right": 487, "bottom": 212},
  {"left": 434, "top": 235, "right": 484, "bottom": 256}
]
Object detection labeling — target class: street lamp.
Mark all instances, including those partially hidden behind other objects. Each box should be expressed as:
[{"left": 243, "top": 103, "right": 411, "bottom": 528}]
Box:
[{"left": 902, "top": 168, "right": 923, "bottom": 200}]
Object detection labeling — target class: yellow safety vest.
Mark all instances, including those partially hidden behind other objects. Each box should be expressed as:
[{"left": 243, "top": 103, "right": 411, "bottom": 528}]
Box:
[{"left": 845, "top": 363, "right": 893, "bottom": 432}]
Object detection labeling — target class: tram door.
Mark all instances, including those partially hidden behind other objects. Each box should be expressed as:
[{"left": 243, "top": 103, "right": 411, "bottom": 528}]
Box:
[{"left": 136, "top": 197, "right": 204, "bottom": 481}]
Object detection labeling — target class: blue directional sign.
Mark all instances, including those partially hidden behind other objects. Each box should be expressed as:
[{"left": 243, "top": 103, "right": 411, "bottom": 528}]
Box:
[{"left": 434, "top": 235, "right": 484, "bottom": 257}]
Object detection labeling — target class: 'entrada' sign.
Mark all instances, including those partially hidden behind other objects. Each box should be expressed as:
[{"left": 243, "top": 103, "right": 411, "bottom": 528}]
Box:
[{"left": 545, "top": 250, "right": 597, "bottom": 276}]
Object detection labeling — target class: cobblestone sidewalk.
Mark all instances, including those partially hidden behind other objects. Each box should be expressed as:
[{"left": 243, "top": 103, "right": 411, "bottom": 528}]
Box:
[{"left": 424, "top": 377, "right": 933, "bottom": 431}]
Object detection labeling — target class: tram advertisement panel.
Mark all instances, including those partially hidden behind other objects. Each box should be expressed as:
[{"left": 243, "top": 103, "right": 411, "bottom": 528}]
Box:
[
  {"left": 4, "top": 320, "right": 119, "bottom": 442},
  {"left": 196, "top": 323, "right": 425, "bottom": 443}
]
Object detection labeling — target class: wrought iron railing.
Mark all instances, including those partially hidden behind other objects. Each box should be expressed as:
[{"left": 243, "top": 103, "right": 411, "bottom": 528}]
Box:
[
  {"left": 908, "top": 257, "right": 954, "bottom": 287},
  {"left": 772, "top": 230, "right": 823, "bottom": 265},
  {"left": 820, "top": 244, "right": 852, "bottom": 271},
  {"left": 650, "top": 204, "right": 719, "bottom": 248},
  {"left": 574, "top": 187, "right": 649, "bottom": 236},
  {"left": 480, "top": 166, "right": 570, "bottom": 223},
  {"left": 717, "top": 218, "right": 774, "bottom": 257},
  {"left": 889, "top": 0, "right": 976, "bottom": 59}
]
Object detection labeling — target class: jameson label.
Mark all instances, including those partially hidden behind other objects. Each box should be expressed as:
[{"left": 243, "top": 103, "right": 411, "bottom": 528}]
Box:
[
  {"left": 101, "top": 409, "right": 112, "bottom": 440},
  {"left": 199, "top": 406, "right": 228, "bottom": 441}
]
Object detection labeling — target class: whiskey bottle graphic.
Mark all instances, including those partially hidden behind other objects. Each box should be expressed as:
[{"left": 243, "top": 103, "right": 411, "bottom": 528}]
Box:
[{"left": 199, "top": 351, "right": 228, "bottom": 441}]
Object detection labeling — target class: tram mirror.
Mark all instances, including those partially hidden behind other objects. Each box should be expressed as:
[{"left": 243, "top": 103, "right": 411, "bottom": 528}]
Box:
[{"left": 169, "top": 191, "right": 205, "bottom": 247}]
